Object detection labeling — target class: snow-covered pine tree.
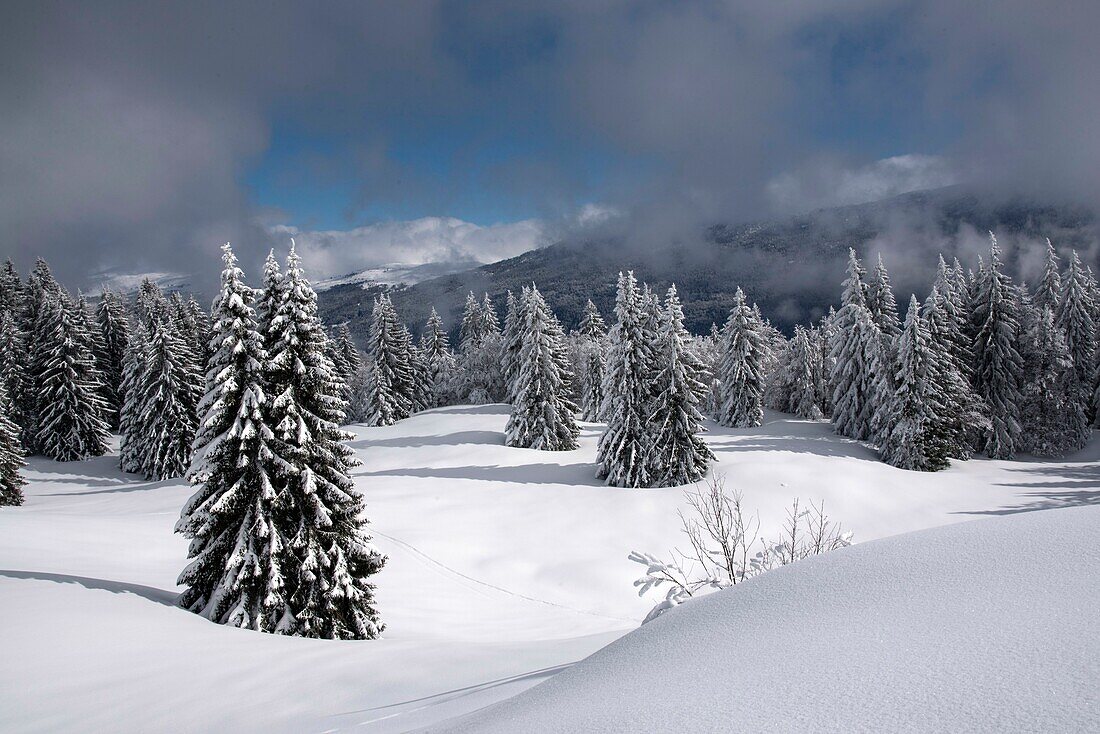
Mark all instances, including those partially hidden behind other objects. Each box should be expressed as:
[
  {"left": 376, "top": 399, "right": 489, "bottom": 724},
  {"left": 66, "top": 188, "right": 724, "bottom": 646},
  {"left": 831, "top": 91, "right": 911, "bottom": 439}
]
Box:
[
  {"left": 176, "top": 243, "right": 285, "bottom": 633},
  {"left": 865, "top": 254, "right": 900, "bottom": 446},
  {"left": 577, "top": 300, "right": 607, "bottom": 422},
  {"left": 867, "top": 254, "right": 901, "bottom": 338},
  {"left": 1019, "top": 306, "right": 1089, "bottom": 456},
  {"left": 505, "top": 285, "right": 580, "bottom": 450},
  {"left": 970, "top": 234, "right": 1024, "bottom": 459},
  {"left": 647, "top": 285, "right": 714, "bottom": 486},
  {"left": 136, "top": 312, "right": 203, "bottom": 479},
  {"left": 881, "top": 296, "right": 949, "bottom": 471},
  {"left": 765, "top": 335, "right": 795, "bottom": 413},
  {"left": 0, "top": 260, "right": 23, "bottom": 319},
  {"left": 19, "top": 259, "right": 61, "bottom": 452},
  {"left": 1034, "top": 239, "right": 1062, "bottom": 314},
  {"left": 922, "top": 286, "right": 986, "bottom": 460},
  {"left": 93, "top": 288, "right": 130, "bottom": 429},
  {"left": 1055, "top": 250, "right": 1096, "bottom": 390},
  {"left": 0, "top": 311, "right": 29, "bottom": 445},
  {"left": 363, "top": 294, "right": 412, "bottom": 426},
  {"left": 118, "top": 321, "right": 149, "bottom": 474},
  {"left": 460, "top": 291, "right": 485, "bottom": 354},
  {"left": 420, "top": 307, "right": 456, "bottom": 408},
  {"left": 830, "top": 249, "right": 881, "bottom": 441},
  {"left": 335, "top": 324, "right": 362, "bottom": 386},
  {"left": 785, "top": 325, "right": 825, "bottom": 419},
  {"left": 32, "top": 288, "right": 110, "bottom": 461},
  {"left": 481, "top": 293, "right": 500, "bottom": 338},
  {"left": 818, "top": 307, "right": 838, "bottom": 416},
  {"left": 0, "top": 383, "right": 25, "bottom": 506},
  {"left": 403, "top": 330, "right": 432, "bottom": 415},
  {"left": 260, "top": 244, "right": 384, "bottom": 640},
  {"left": 325, "top": 329, "right": 352, "bottom": 405},
  {"left": 501, "top": 290, "right": 523, "bottom": 399},
  {"left": 597, "top": 271, "right": 657, "bottom": 487},
  {"left": 716, "top": 287, "right": 769, "bottom": 428}
]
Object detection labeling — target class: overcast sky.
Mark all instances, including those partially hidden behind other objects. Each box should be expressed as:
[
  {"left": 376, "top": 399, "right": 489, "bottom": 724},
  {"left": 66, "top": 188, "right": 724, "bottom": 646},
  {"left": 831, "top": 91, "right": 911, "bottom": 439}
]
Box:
[{"left": 2, "top": 1, "right": 1099, "bottom": 287}]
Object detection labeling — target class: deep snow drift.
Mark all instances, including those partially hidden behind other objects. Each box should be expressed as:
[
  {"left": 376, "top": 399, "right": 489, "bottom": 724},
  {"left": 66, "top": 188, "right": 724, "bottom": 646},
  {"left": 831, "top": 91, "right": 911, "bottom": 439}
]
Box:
[
  {"left": 441, "top": 504, "right": 1100, "bottom": 733},
  {"left": 1, "top": 405, "right": 1098, "bottom": 732}
]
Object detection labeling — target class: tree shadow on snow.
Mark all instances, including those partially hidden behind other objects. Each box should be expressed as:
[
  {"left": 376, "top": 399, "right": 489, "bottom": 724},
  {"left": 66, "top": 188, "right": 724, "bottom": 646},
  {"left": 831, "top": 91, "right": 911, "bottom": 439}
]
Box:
[
  {"left": 0, "top": 569, "right": 179, "bottom": 606},
  {"left": 348, "top": 430, "right": 505, "bottom": 450},
  {"left": 357, "top": 461, "right": 607, "bottom": 487},
  {"left": 956, "top": 463, "right": 1100, "bottom": 516},
  {"left": 706, "top": 434, "right": 881, "bottom": 462}
]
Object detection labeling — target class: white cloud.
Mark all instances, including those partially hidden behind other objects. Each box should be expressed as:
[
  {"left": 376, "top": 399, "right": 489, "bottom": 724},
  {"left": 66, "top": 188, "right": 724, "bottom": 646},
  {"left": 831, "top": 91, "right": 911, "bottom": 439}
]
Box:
[
  {"left": 268, "top": 216, "right": 549, "bottom": 280},
  {"left": 766, "top": 154, "right": 959, "bottom": 214}
]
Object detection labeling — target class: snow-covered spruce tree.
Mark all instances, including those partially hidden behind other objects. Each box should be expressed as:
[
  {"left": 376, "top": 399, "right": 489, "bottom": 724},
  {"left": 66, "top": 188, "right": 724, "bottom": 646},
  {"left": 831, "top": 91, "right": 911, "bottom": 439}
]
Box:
[
  {"left": 363, "top": 295, "right": 412, "bottom": 426},
  {"left": 118, "top": 321, "right": 149, "bottom": 474},
  {"left": 866, "top": 253, "right": 901, "bottom": 338},
  {"left": 818, "top": 307, "right": 838, "bottom": 417},
  {"left": 32, "top": 288, "right": 110, "bottom": 461},
  {"left": 0, "top": 260, "right": 24, "bottom": 324},
  {"left": 403, "top": 331, "right": 433, "bottom": 415},
  {"left": 1019, "top": 306, "right": 1089, "bottom": 456},
  {"left": 785, "top": 325, "right": 825, "bottom": 419},
  {"left": 0, "top": 310, "right": 29, "bottom": 444},
  {"left": 501, "top": 290, "right": 523, "bottom": 398},
  {"left": 460, "top": 291, "right": 485, "bottom": 354},
  {"left": 0, "top": 383, "right": 25, "bottom": 506},
  {"left": 716, "top": 287, "right": 769, "bottom": 428},
  {"left": 830, "top": 249, "right": 881, "bottom": 441},
  {"left": 420, "top": 307, "right": 456, "bottom": 407},
  {"left": 865, "top": 254, "right": 900, "bottom": 446},
  {"left": 922, "top": 286, "right": 986, "bottom": 460},
  {"left": 1056, "top": 250, "right": 1096, "bottom": 390},
  {"left": 135, "top": 312, "right": 203, "bottom": 480},
  {"left": 881, "top": 296, "right": 949, "bottom": 471},
  {"left": 1034, "top": 239, "right": 1062, "bottom": 314},
  {"left": 647, "top": 285, "right": 714, "bottom": 486},
  {"left": 176, "top": 243, "right": 285, "bottom": 632},
  {"left": 481, "top": 293, "right": 500, "bottom": 338},
  {"left": 93, "top": 288, "right": 130, "bottom": 429},
  {"left": 19, "top": 259, "right": 61, "bottom": 452},
  {"left": 970, "top": 234, "right": 1024, "bottom": 459},
  {"left": 261, "top": 244, "right": 384, "bottom": 639},
  {"left": 335, "top": 324, "right": 362, "bottom": 388},
  {"left": 597, "top": 271, "right": 657, "bottom": 487},
  {"left": 505, "top": 285, "right": 580, "bottom": 451},
  {"left": 577, "top": 300, "right": 608, "bottom": 422}
]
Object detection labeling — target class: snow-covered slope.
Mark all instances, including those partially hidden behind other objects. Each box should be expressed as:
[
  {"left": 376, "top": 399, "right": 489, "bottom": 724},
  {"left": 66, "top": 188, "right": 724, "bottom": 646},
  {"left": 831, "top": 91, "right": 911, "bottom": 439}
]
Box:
[
  {"left": 440, "top": 504, "right": 1100, "bottom": 733},
  {"left": 1, "top": 407, "right": 1098, "bottom": 732}
]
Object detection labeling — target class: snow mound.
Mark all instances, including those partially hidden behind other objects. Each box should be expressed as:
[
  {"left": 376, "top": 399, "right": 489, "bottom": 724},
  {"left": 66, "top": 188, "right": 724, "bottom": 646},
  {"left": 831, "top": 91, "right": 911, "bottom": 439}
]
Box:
[{"left": 438, "top": 505, "right": 1100, "bottom": 733}]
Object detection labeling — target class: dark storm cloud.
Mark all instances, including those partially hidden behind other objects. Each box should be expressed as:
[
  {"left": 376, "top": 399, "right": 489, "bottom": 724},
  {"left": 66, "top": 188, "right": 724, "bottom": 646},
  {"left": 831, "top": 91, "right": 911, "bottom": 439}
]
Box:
[{"left": 1, "top": 1, "right": 1099, "bottom": 290}]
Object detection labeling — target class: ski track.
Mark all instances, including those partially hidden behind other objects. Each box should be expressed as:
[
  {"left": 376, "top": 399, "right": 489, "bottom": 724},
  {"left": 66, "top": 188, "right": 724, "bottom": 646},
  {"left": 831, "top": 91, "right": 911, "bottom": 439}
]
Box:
[{"left": 373, "top": 529, "right": 635, "bottom": 624}]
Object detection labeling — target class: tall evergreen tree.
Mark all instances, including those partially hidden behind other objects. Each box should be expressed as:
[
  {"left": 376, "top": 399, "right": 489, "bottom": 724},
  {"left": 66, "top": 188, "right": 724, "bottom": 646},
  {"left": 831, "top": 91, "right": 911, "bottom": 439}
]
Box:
[
  {"left": 0, "top": 260, "right": 24, "bottom": 319},
  {"left": 647, "top": 285, "right": 714, "bottom": 486},
  {"left": 460, "top": 291, "right": 485, "bottom": 353},
  {"left": 136, "top": 313, "right": 202, "bottom": 479},
  {"left": 970, "top": 234, "right": 1024, "bottom": 459},
  {"left": 716, "top": 288, "right": 769, "bottom": 427},
  {"left": 363, "top": 295, "right": 412, "bottom": 426},
  {"left": 577, "top": 300, "right": 608, "bottom": 422},
  {"left": 262, "top": 245, "right": 384, "bottom": 639},
  {"left": 922, "top": 286, "right": 986, "bottom": 459},
  {"left": 1034, "top": 239, "right": 1062, "bottom": 314},
  {"left": 785, "top": 325, "right": 826, "bottom": 419},
  {"left": 505, "top": 286, "right": 580, "bottom": 451},
  {"left": 1019, "top": 306, "right": 1090, "bottom": 456},
  {"left": 94, "top": 288, "right": 131, "bottom": 429},
  {"left": 481, "top": 293, "right": 500, "bottom": 338},
  {"left": 881, "top": 296, "right": 949, "bottom": 471},
  {"left": 501, "top": 290, "right": 523, "bottom": 398},
  {"left": 1055, "top": 250, "right": 1096, "bottom": 390},
  {"left": 830, "top": 249, "right": 881, "bottom": 441},
  {"left": 32, "top": 289, "right": 110, "bottom": 461},
  {"left": 177, "top": 243, "right": 285, "bottom": 633},
  {"left": 866, "top": 253, "right": 901, "bottom": 338},
  {"left": 118, "top": 322, "right": 149, "bottom": 474},
  {"left": 0, "top": 311, "right": 29, "bottom": 445},
  {"left": 0, "top": 383, "right": 25, "bottom": 506},
  {"left": 597, "top": 271, "right": 656, "bottom": 487},
  {"left": 420, "top": 308, "right": 456, "bottom": 408}
]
